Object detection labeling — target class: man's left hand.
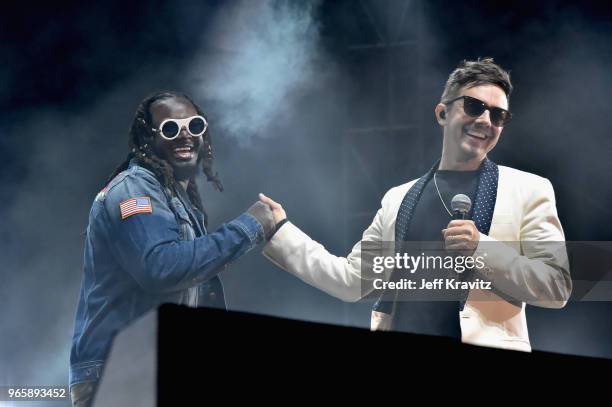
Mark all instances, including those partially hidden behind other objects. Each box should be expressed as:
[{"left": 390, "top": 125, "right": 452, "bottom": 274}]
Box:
[{"left": 442, "top": 220, "right": 480, "bottom": 255}]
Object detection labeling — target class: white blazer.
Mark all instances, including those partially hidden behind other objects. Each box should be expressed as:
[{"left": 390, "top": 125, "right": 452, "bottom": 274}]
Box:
[{"left": 263, "top": 165, "right": 572, "bottom": 352}]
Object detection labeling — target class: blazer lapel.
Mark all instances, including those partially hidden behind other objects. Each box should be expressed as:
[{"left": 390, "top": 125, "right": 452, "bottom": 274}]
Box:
[
  {"left": 373, "top": 162, "right": 437, "bottom": 315},
  {"left": 394, "top": 161, "right": 438, "bottom": 242},
  {"left": 471, "top": 158, "right": 498, "bottom": 236}
]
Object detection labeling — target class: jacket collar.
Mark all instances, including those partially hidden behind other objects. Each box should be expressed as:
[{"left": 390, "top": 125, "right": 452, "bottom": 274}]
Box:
[
  {"left": 395, "top": 157, "right": 499, "bottom": 242},
  {"left": 129, "top": 159, "right": 207, "bottom": 235}
]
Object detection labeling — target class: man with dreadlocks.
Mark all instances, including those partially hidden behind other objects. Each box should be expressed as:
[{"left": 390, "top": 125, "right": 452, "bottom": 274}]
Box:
[{"left": 69, "top": 91, "right": 275, "bottom": 406}]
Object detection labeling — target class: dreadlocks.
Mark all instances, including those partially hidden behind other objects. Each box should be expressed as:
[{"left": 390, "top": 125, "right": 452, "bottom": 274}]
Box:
[{"left": 106, "top": 91, "right": 223, "bottom": 227}]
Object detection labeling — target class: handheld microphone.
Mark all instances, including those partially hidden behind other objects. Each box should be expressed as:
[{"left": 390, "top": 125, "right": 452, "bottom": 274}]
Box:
[{"left": 451, "top": 194, "right": 472, "bottom": 220}]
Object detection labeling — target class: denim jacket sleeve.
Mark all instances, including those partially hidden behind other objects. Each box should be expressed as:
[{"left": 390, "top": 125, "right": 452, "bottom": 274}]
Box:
[{"left": 100, "top": 167, "right": 264, "bottom": 293}]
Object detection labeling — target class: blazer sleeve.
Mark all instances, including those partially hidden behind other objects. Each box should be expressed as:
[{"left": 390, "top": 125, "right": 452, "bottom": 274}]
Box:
[
  {"left": 473, "top": 177, "right": 572, "bottom": 308},
  {"left": 262, "top": 193, "right": 392, "bottom": 302}
]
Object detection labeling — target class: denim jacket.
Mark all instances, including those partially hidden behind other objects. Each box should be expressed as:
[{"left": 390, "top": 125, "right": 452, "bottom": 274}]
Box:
[{"left": 69, "top": 160, "right": 264, "bottom": 386}]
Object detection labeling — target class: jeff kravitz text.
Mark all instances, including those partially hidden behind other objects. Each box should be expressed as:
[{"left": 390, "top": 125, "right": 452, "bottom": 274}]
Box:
[{"left": 370, "top": 252, "right": 492, "bottom": 291}]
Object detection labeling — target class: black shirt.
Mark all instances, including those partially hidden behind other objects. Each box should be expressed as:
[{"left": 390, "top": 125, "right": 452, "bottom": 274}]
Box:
[
  {"left": 405, "top": 170, "right": 479, "bottom": 241},
  {"left": 393, "top": 169, "right": 479, "bottom": 339}
]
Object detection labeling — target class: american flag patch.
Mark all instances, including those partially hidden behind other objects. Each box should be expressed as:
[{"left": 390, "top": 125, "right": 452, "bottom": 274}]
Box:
[{"left": 119, "top": 197, "right": 153, "bottom": 219}]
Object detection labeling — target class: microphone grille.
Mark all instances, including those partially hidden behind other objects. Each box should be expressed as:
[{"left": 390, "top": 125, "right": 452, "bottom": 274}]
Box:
[{"left": 451, "top": 194, "right": 472, "bottom": 214}]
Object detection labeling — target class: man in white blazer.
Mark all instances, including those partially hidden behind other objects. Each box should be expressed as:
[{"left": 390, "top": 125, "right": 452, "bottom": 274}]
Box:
[{"left": 259, "top": 58, "right": 572, "bottom": 352}]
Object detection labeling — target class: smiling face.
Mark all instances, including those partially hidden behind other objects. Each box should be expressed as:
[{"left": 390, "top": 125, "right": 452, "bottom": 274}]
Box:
[
  {"left": 436, "top": 83, "right": 508, "bottom": 170},
  {"left": 149, "top": 97, "right": 203, "bottom": 180}
]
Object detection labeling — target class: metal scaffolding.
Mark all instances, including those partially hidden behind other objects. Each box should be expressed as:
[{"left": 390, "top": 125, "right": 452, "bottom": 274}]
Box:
[{"left": 337, "top": 0, "right": 426, "bottom": 325}]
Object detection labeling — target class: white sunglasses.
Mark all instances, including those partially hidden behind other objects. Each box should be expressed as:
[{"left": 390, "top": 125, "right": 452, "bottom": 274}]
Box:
[{"left": 151, "top": 115, "right": 208, "bottom": 140}]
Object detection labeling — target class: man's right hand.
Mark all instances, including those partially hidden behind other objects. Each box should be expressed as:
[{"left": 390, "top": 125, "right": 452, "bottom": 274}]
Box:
[
  {"left": 259, "top": 193, "right": 287, "bottom": 224},
  {"left": 246, "top": 201, "right": 275, "bottom": 240}
]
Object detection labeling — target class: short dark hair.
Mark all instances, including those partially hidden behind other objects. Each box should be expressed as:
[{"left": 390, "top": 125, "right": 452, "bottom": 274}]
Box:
[{"left": 441, "top": 57, "right": 512, "bottom": 103}]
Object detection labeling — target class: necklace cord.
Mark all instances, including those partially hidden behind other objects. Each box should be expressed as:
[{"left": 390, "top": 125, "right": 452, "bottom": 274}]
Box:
[{"left": 434, "top": 172, "right": 453, "bottom": 217}]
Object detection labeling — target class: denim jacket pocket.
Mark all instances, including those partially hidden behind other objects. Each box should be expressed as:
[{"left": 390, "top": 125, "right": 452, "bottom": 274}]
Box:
[{"left": 169, "top": 197, "right": 195, "bottom": 241}]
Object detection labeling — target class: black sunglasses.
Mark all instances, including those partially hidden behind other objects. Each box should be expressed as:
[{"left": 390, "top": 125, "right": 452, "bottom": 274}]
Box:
[{"left": 443, "top": 95, "right": 511, "bottom": 127}]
